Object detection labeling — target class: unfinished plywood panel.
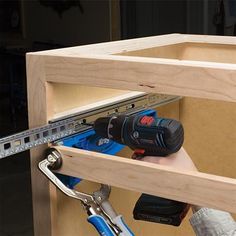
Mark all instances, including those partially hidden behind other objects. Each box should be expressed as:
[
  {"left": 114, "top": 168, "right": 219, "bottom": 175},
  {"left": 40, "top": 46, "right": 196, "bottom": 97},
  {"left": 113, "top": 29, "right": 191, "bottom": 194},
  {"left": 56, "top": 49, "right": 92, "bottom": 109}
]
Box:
[
  {"left": 118, "top": 42, "right": 236, "bottom": 64},
  {"left": 52, "top": 84, "right": 128, "bottom": 114},
  {"left": 180, "top": 98, "right": 236, "bottom": 178}
]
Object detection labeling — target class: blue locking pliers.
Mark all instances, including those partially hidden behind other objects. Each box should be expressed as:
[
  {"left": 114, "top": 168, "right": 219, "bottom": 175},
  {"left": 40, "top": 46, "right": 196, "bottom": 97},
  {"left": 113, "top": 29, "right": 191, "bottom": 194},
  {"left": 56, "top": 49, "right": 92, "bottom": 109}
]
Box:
[{"left": 39, "top": 148, "right": 134, "bottom": 236}]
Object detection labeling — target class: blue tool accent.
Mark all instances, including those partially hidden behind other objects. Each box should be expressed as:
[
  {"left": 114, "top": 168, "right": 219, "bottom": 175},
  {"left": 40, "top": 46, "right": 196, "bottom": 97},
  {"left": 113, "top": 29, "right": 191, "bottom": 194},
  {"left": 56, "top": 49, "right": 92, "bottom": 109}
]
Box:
[
  {"left": 121, "top": 217, "right": 135, "bottom": 236},
  {"left": 58, "top": 129, "right": 125, "bottom": 188},
  {"left": 113, "top": 215, "right": 135, "bottom": 236},
  {"left": 87, "top": 215, "right": 116, "bottom": 236},
  {"left": 137, "top": 109, "right": 157, "bottom": 118},
  {"left": 62, "top": 129, "right": 124, "bottom": 155}
]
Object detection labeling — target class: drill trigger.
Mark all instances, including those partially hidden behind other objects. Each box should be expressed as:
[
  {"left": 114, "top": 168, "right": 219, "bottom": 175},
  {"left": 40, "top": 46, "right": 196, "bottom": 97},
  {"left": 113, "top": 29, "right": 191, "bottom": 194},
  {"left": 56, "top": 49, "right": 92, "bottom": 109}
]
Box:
[{"left": 132, "top": 149, "right": 145, "bottom": 160}]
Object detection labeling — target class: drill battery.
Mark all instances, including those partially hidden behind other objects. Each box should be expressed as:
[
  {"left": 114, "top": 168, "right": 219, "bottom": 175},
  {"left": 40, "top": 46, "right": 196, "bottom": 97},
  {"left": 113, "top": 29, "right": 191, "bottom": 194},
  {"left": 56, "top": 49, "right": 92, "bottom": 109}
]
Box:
[{"left": 133, "top": 194, "right": 190, "bottom": 226}]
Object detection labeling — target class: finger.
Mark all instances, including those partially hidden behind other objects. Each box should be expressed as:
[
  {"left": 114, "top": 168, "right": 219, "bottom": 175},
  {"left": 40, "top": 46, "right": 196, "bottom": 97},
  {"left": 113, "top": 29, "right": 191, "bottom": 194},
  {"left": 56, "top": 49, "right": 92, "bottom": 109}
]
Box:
[
  {"left": 140, "top": 156, "right": 164, "bottom": 164},
  {"left": 131, "top": 152, "right": 145, "bottom": 160}
]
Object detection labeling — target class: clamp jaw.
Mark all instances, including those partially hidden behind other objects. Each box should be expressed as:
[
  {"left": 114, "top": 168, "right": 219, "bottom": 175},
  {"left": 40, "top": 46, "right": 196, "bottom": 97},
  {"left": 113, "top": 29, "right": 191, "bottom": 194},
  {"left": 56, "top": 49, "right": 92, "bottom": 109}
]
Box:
[{"left": 38, "top": 148, "right": 134, "bottom": 236}]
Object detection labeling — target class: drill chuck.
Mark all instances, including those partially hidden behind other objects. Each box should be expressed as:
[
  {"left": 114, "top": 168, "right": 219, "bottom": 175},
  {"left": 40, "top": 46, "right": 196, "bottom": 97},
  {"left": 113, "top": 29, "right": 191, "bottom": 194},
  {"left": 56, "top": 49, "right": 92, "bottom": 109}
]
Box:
[{"left": 93, "top": 116, "right": 126, "bottom": 143}]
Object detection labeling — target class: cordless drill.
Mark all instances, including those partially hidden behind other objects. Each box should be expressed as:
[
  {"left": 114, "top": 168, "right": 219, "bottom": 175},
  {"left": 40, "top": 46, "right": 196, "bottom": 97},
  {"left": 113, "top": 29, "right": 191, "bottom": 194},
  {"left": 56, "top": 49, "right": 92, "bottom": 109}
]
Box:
[{"left": 86, "top": 111, "right": 189, "bottom": 226}]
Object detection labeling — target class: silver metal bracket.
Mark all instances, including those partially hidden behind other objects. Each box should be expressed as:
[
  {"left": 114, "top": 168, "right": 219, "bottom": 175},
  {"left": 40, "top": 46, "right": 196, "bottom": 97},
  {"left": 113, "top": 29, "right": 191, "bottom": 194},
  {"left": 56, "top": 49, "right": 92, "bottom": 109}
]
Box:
[{"left": 39, "top": 148, "right": 96, "bottom": 205}]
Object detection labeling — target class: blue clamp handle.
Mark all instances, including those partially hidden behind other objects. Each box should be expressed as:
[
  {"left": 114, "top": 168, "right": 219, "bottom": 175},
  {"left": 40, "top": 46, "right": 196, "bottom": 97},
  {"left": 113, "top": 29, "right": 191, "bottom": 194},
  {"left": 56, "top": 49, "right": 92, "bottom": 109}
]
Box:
[
  {"left": 88, "top": 214, "right": 135, "bottom": 236},
  {"left": 113, "top": 215, "right": 135, "bottom": 236},
  {"left": 88, "top": 215, "right": 116, "bottom": 236}
]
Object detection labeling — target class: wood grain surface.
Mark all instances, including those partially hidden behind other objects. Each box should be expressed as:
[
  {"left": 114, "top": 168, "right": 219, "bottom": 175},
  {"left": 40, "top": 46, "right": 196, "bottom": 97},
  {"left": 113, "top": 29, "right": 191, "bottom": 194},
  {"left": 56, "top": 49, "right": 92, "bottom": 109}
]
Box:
[
  {"left": 54, "top": 144, "right": 236, "bottom": 214},
  {"left": 43, "top": 54, "right": 236, "bottom": 102},
  {"left": 28, "top": 34, "right": 236, "bottom": 102}
]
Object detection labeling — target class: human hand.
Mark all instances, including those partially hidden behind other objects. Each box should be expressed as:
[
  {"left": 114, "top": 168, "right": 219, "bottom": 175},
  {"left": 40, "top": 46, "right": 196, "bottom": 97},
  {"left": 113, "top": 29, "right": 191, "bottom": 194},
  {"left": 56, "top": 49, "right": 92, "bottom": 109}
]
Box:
[
  {"left": 135, "top": 147, "right": 200, "bottom": 212},
  {"left": 135, "top": 147, "right": 198, "bottom": 172}
]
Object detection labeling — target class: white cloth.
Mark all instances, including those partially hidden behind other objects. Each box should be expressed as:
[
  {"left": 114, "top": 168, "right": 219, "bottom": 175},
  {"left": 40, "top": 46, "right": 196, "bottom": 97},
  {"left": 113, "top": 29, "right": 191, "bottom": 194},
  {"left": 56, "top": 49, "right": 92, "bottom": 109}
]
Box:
[{"left": 190, "top": 208, "right": 236, "bottom": 236}]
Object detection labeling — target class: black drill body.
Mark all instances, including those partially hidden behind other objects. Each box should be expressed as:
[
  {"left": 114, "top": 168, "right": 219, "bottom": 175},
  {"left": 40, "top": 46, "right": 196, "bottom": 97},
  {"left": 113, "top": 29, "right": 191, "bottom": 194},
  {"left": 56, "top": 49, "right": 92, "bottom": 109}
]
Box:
[
  {"left": 94, "top": 114, "right": 184, "bottom": 156},
  {"left": 92, "top": 113, "right": 189, "bottom": 226}
]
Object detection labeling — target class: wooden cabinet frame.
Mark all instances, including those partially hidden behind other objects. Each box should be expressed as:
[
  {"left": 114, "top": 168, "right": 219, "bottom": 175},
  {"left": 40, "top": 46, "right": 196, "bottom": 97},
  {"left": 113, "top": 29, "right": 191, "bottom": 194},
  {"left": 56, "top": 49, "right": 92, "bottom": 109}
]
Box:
[{"left": 26, "top": 34, "right": 236, "bottom": 236}]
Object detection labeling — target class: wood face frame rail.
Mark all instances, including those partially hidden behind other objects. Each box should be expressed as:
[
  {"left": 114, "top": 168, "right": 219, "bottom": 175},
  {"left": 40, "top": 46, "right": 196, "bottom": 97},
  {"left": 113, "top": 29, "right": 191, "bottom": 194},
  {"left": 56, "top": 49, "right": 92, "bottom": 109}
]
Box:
[
  {"left": 26, "top": 34, "right": 236, "bottom": 236},
  {"left": 54, "top": 146, "right": 236, "bottom": 213},
  {"left": 32, "top": 33, "right": 236, "bottom": 103}
]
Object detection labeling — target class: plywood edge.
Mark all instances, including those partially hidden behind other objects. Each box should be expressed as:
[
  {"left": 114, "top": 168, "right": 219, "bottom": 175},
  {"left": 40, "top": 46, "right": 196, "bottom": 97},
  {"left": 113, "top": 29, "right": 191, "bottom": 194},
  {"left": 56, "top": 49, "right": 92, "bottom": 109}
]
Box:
[{"left": 55, "top": 146, "right": 236, "bottom": 214}]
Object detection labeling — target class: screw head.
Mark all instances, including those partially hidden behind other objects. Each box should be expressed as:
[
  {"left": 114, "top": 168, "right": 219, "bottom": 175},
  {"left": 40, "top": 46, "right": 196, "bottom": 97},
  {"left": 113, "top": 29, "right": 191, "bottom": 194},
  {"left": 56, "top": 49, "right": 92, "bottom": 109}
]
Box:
[
  {"left": 45, "top": 148, "right": 62, "bottom": 170},
  {"left": 133, "top": 131, "right": 139, "bottom": 138},
  {"left": 47, "top": 154, "right": 56, "bottom": 163}
]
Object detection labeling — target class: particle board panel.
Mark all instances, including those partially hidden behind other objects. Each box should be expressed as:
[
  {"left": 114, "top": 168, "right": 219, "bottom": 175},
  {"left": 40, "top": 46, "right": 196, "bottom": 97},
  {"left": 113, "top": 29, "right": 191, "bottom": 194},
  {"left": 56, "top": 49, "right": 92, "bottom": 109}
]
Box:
[
  {"left": 180, "top": 98, "right": 236, "bottom": 178},
  {"left": 180, "top": 97, "right": 236, "bottom": 222},
  {"left": 118, "top": 42, "right": 236, "bottom": 64},
  {"left": 52, "top": 84, "right": 129, "bottom": 114}
]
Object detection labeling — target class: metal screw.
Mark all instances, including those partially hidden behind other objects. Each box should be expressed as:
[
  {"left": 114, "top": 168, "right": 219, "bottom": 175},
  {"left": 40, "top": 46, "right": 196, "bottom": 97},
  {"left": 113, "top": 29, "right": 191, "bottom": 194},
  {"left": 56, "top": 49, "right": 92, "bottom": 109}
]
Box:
[
  {"left": 47, "top": 154, "right": 56, "bottom": 164},
  {"left": 133, "top": 131, "right": 139, "bottom": 138}
]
